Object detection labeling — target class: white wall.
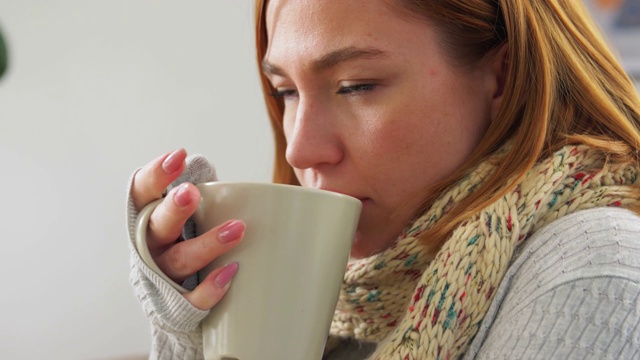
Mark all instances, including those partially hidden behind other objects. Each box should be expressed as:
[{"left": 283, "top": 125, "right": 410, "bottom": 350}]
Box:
[{"left": 0, "top": 1, "right": 271, "bottom": 359}]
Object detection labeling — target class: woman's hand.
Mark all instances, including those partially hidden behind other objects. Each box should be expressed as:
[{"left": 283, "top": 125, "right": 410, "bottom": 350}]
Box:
[{"left": 131, "top": 148, "right": 244, "bottom": 310}]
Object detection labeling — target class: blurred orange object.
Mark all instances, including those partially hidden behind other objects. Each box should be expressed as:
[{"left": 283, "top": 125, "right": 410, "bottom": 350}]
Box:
[{"left": 596, "top": 0, "right": 624, "bottom": 9}]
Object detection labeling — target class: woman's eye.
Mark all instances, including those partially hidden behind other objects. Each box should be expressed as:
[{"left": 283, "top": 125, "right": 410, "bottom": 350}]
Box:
[
  {"left": 270, "top": 89, "right": 298, "bottom": 99},
  {"left": 336, "top": 83, "right": 377, "bottom": 95}
]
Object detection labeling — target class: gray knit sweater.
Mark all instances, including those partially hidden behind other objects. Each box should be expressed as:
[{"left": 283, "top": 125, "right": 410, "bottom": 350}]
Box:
[{"left": 127, "top": 166, "right": 640, "bottom": 359}]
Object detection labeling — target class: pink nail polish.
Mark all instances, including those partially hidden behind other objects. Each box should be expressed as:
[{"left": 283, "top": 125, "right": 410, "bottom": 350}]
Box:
[
  {"left": 215, "top": 262, "right": 239, "bottom": 288},
  {"left": 162, "top": 149, "right": 184, "bottom": 174},
  {"left": 174, "top": 184, "right": 191, "bottom": 207},
  {"left": 218, "top": 220, "right": 245, "bottom": 243}
]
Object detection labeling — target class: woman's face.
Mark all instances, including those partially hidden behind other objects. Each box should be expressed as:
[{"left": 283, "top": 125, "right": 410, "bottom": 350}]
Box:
[{"left": 264, "top": 0, "right": 500, "bottom": 258}]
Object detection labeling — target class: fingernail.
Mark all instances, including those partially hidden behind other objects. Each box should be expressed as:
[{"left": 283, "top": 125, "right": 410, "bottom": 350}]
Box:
[
  {"left": 162, "top": 149, "right": 184, "bottom": 174},
  {"left": 174, "top": 183, "right": 192, "bottom": 207},
  {"left": 218, "top": 220, "right": 245, "bottom": 243},
  {"left": 215, "top": 262, "right": 239, "bottom": 288}
]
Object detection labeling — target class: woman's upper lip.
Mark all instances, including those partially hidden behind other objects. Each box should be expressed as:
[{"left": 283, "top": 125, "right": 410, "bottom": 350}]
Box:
[{"left": 318, "top": 187, "right": 367, "bottom": 201}]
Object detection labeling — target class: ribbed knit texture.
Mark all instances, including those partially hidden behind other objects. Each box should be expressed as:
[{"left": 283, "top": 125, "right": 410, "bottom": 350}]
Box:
[
  {"left": 463, "top": 207, "right": 640, "bottom": 359},
  {"left": 330, "top": 145, "right": 640, "bottom": 360}
]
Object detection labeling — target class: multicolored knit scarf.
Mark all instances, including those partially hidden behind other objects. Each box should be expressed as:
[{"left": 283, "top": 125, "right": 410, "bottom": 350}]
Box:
[{"left": 329, "top": 144, "right": 640, "bottom": 359}]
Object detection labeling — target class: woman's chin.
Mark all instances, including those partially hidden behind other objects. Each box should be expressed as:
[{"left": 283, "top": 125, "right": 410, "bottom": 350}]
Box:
[
  {"left": 349, "top": 232, "right": 389, "bottom": 259},
  {"left": 348, "top": 232, "right": 368, "bottom": 259}
]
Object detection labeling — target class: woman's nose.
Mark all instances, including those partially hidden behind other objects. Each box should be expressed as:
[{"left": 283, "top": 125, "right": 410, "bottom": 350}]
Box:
[{"left": 284, "top": 99, "right": 344, "bottom": 170}]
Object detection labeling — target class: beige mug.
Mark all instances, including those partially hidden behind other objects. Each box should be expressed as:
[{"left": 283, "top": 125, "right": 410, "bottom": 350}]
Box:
[{"left": 134, "top": 182, "right": 362, "bottom": 360}]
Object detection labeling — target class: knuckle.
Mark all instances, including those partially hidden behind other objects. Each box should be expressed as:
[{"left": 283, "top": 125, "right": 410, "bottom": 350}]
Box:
[
  {"left": 190, "top": 233, "right": 224, "bottom": 266},
  {"left": 156, "top": 198, "right": 181, "bottom": 224},
  {"left": 166, "top": 244, "right": 190, "bottom": 276},
  {"left": 136, "top": 166, "right": 153, "bottom": 188},
  {"left": 198, "top": 234, "right": 218, "bottom": 256},
  {"left": 145, "top": 175, "right": 162, "bottom": 195},
  {"left": 147, "top": 201, "right": 188, "bottom": 245},
  {"left": 137, "top": 162, "right": 167, "bottom": 195},
  {"left": 132, "top": 169, "right": 164, "bottom": 209},
  {"left": 147, "top": 212, "right": 167, "bottom": 240}
]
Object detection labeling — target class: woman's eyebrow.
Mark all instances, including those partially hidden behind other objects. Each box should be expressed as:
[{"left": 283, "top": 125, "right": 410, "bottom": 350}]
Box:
[
  {"left": 262, "top": 46, "right": 389, "bottom": 76},
  {"left": 311, "top": 47, "right": 389, "bottom": 72}
]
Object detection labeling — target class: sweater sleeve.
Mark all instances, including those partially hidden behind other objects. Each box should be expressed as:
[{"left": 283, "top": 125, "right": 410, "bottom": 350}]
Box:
[
  {"left": 126, "top": 155, "right": 218, "bottom": 360},
  {"left": 465, "top": 207, "right": 640, "bottom": 359}
]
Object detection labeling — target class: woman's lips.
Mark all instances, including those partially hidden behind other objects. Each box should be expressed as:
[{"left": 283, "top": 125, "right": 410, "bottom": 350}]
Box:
[{"left": 318, "top": 187, "right": 365, "bottom": 200}]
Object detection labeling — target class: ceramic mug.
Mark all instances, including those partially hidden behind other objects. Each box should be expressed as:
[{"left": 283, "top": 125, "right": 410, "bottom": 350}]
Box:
[{"left": 134, "top": 182, "right": 362, "bottom": 360}]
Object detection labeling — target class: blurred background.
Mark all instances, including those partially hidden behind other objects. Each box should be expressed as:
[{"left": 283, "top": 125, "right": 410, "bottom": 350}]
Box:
[
  {"left": 0, "top": 1, "right": 637, "bottom": 359},
  {"left": 585, "top": 0, "right": 640, "bottom": 79},
  {"left": 0, "top": 1, "right": 271, "bottom": 359}
]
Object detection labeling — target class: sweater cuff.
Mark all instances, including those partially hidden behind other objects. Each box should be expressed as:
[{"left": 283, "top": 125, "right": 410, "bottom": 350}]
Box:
[
  {"left": 126, "top": 168, "right": 209, "bottom": 335},
  {"left": 130, "top": 244, "right": 209, "bottom": 333}
]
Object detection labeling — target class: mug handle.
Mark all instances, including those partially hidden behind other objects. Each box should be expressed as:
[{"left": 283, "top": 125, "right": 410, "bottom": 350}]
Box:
[{"left": 134, "top": 199, "right": 189, "bottom": 294}]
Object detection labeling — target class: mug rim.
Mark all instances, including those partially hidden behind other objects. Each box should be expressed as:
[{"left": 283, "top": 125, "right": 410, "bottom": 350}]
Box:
[{"left": 195, "top": 181, "right": 362, "bottom": 206}]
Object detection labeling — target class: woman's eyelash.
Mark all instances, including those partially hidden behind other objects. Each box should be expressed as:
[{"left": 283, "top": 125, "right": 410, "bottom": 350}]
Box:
[
  {"left": 336, "top": 84, "right": 377, "bottom": 95},
  {"left": 269, "top": 83, "right": 377, "bottom": 98},
  {"left": 269, "top": 89, "right": 298, "bottom": 99}
]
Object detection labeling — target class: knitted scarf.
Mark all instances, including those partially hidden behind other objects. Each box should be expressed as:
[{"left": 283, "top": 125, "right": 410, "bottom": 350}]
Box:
[{"left": 329, "top": 144, "right": 640, "bottom": 359}]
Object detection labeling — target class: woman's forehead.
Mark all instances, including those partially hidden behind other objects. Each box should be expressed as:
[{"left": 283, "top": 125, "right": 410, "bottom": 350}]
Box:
[
  {"left": 263, "top": 0, "right": 435, "bottom": 69},
  {"left": 264, "top": 0, "right": 409, "bottom": 44}
]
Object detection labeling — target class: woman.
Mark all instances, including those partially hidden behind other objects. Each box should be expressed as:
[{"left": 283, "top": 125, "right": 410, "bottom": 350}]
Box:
[{"left": 127, "top": 0, "right": 640, "bottom": 358}]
